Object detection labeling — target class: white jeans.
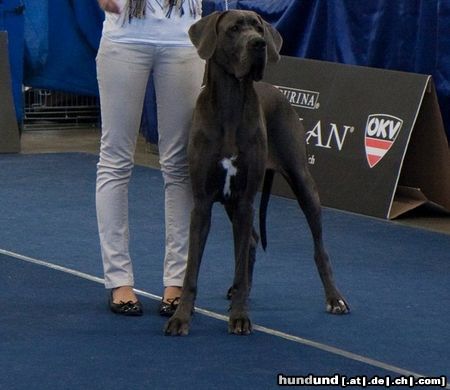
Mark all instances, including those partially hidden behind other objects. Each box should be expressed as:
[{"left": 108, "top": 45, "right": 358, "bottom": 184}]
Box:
[{"left": 96, "top": 37, "right": 204, "bottom": 289}]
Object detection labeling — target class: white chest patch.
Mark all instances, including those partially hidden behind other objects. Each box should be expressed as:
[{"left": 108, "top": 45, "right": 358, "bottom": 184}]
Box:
[{"left": 220, "top": 156, "right": 238, "bottom": 197}]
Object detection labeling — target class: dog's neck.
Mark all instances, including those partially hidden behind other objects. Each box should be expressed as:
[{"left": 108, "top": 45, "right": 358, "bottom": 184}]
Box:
[
  {"left": 205, "top": 60, "right": 258, "bottom": 122},
  {"left": 204, "top": 60, "right": 262, "bottom": 157}
]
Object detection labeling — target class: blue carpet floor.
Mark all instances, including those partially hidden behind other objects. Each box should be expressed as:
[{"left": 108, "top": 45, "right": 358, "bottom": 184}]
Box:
[
  {"left": 0, "top": 153, "right": 449, "bottom": 389},
  {"left": 2, "top": 253, "right": 424, "bottom": 390}
]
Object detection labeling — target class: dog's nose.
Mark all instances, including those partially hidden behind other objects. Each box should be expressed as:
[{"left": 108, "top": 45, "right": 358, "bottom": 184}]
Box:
[{"left": 249, "top": 37, "right": 267, "bottom": 51}]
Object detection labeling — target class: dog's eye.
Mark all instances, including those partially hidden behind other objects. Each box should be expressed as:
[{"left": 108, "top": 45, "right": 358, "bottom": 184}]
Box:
[
  {"left": 256, "top": 25, "right": 264, "bottom": 34},
  {"left": 230, "top": 25, "right": 239, "bottom": 32}
]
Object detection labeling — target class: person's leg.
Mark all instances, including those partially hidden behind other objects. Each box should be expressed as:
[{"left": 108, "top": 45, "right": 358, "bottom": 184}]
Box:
[
  {"left": 153, "top": 45, "right": 204, "bottom": 302},
  {"left": 96, "top": 38, "right": 154, "bottom": 303}
]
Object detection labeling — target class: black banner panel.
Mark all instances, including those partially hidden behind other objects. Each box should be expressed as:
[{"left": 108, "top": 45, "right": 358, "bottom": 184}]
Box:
[
  {"left": 0, "top": 31, "right": 20, "bottom": 153},
  {"left": 264, "top": 56, "right": 450, "bottom": 219}
]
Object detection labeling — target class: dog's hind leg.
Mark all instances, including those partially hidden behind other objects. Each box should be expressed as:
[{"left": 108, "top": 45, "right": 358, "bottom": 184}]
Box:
[
  {"left": 225, "top": 201, "right": 258, "bottom": 300},
  {"left": 227, "top": 237, "right": 258, "bottom": 299},
  {"left": 282, "top": 167, "right": 350, "bottom": 314}
]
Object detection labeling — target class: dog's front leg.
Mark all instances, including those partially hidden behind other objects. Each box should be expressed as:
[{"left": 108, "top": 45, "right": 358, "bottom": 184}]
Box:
[
  {"left": 228, "top": 200, "right": 254, "bottom": 335},
  {"left": 164, "top": 199, "right": 213, "bottom": 336}
]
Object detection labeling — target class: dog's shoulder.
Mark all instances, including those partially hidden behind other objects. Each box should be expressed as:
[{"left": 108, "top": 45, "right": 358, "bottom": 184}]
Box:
[
  {"left": 255, "top": 81, "right": 292, "bottom": 114},
  {"left": 255, "top": 82, "right": 287, "bottom": 103}
]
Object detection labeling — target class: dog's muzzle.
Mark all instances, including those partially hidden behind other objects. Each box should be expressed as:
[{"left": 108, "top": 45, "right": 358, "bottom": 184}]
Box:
[
  {"left": 248, "top": 37, "right": 267, "bottom": 53},
  {"left": 244, "top": 37, "right": 267, "bottom": 81}
]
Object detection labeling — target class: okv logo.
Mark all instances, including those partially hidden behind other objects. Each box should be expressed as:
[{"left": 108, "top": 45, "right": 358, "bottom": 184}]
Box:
[{"left": 364, "top": 114, "right": 403, "bottom": 168}]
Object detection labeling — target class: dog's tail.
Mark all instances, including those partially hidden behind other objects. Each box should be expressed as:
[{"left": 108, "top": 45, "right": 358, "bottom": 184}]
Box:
[{"left": 259, "top": 169, "right": 274, "bottom": 251}]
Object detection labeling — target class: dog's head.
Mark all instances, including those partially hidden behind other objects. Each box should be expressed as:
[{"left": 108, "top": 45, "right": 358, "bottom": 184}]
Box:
[{"left": 189, "top": 10, "right": 283, "bottom": 81}]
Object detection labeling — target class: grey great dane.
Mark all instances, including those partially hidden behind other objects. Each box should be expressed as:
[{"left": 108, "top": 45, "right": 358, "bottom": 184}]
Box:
[{"left": 165, "top": 10, "right": 349, "bottom": 336}]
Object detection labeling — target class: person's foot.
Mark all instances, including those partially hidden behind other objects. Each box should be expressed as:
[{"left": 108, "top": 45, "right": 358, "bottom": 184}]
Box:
[
  {"left": 109, "top": 286, "right": 143, "bottom": 316},
  {"left": 112, "top": 286, "right": 138, "bottom": 304},
  {"left": 159, "top": 286, "right": 182, "bottom": 317},
  {"left": 163, "top": 286, "right": 182, "bottom": 302}
]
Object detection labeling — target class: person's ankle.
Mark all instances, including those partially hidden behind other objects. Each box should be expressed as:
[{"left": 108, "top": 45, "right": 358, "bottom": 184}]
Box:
[
  {"left": 112, "top": 286, "right": 137, "bottom": 304},
  {"left": 163, "top": 286, "right": 182, "bottom": 302}
]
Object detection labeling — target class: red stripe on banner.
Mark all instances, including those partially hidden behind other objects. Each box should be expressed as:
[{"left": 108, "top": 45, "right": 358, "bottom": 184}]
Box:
[
  {"left": 367, "top": 154, "right": 382, "bottom": 168},
  {"left": 365, "top": 137, "right": 393, "bottom": 150}
]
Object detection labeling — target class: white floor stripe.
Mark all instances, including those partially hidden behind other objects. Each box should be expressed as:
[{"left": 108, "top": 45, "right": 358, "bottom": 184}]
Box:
[
  {"left": 0, "top": 248, "right": 105, "bottom": 284},
  {"left": 1, "top": 248, "right": 448, "bottom": 388}
]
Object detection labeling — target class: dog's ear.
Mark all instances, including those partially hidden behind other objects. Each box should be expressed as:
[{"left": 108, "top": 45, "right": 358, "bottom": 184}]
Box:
[
  {"left": 261, "top": 19, "right": 283, "bottom": 63},
  {"left": 189, "top": 11, "right": 224, "bottom": 60}
]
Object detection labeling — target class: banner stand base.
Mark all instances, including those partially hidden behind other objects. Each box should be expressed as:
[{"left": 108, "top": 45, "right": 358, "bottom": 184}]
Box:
[
  {"left": 390, "top": 186, "right": 450, "bottom": 219},
  {"left": 393, "top": 80, "right": 450, "bottom": 219},
  {"left": 0, "top": 31, "right": 21, "bottom": 154}
]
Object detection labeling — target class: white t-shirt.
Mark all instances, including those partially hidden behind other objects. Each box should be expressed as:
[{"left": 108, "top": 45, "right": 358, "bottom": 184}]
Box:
[{"left": 102, "top": 0, "right": 202, "bottom": 46}]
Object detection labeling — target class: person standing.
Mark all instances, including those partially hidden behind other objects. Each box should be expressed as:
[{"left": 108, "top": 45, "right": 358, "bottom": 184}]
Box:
[{"left": 96, "top": 0, "right": 204, "bottom": 316}]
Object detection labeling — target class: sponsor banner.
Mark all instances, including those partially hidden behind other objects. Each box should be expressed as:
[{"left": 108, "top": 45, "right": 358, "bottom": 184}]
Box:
[
  {"left": 264, "top": 56, "right": 450, "bottom": 218},
  {"left": 0, "top": 32, "right": 20, "bottom": 153}
]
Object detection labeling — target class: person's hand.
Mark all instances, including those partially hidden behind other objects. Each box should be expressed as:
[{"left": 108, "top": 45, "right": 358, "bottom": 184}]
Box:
[{"left": 98, "top": 0, "right": 120, "bottom": 14}]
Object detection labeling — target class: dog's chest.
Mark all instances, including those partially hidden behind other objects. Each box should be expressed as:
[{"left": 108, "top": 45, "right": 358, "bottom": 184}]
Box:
[{"left": 220, "top": 155, "right": 238, "bottom": 198}]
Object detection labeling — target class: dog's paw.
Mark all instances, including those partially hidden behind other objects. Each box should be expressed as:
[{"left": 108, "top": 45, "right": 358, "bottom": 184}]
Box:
[
  {"left": 228, "top": 314, "right": 252, "bottom": 335},
  {"left": 326, "top": 297, "right": 350, "bottom": 315},
  {"left": 164, "top": 315, "right": 191, "bottom": 336}
]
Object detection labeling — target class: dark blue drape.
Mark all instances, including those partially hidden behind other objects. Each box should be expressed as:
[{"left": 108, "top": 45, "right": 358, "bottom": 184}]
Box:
[
  {"left": 20, "top": 0, "right": 450, "bottom": 142},
  {"left": 23, "top": 0, "right": 102, "bottom": 95}
]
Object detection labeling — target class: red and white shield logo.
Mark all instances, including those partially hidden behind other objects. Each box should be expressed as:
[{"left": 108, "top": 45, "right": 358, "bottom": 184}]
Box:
[{"left": 365, "top": 114, "right": 403, "bottom": 168}]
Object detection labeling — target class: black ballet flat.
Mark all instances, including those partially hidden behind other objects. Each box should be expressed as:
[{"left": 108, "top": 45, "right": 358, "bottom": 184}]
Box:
[
  {"left": 109, "top": 292, "right": 143, "bottom": 316},
  {"left": 158, "top": 297, "right": 180, "bottom": 317}
]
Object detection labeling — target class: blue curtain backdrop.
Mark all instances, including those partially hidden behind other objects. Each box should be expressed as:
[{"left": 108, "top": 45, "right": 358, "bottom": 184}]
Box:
[
  {"left": 23, "top": 0, "right": 102, "bottom": 95},
  {"left": 21, "top": 0, "right": 450, "bottom": 143}
]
